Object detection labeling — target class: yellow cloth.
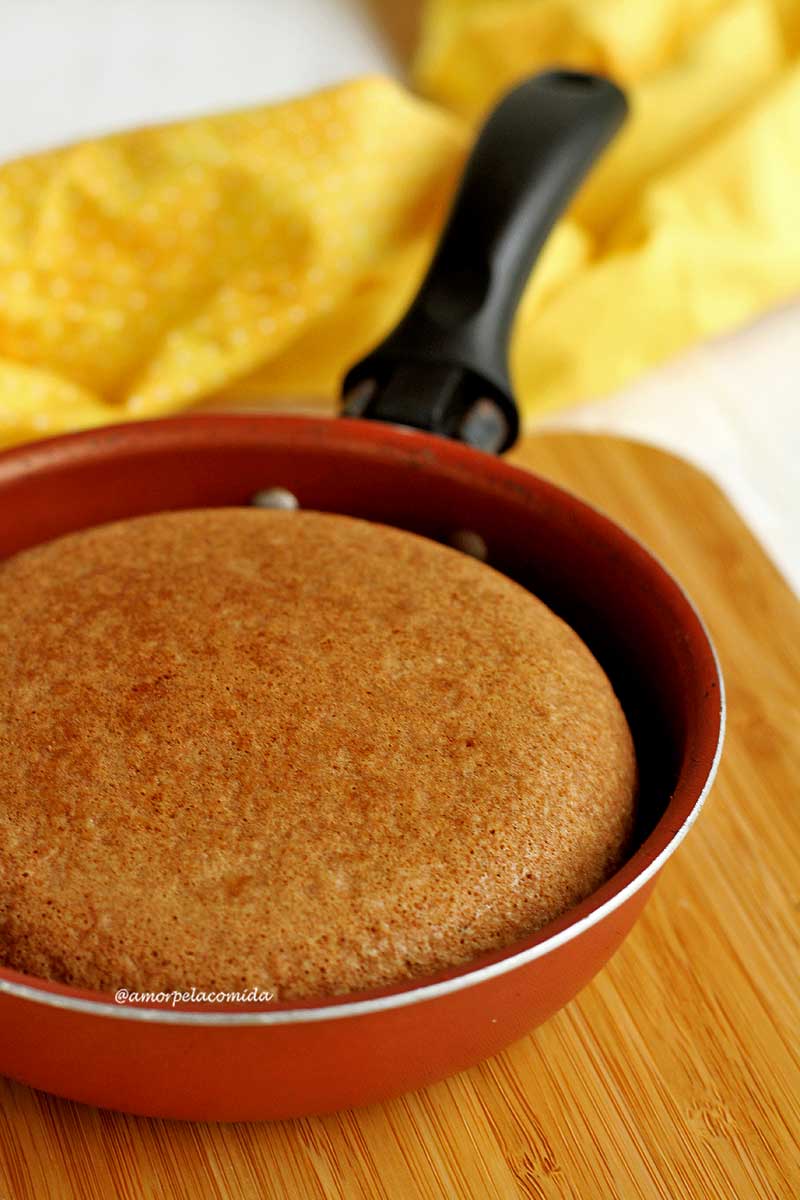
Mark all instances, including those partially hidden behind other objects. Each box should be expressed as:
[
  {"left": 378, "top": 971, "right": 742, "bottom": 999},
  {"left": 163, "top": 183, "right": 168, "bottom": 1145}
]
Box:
[{"left": 0, "top": 0, "right": 798, "bottom": 448}]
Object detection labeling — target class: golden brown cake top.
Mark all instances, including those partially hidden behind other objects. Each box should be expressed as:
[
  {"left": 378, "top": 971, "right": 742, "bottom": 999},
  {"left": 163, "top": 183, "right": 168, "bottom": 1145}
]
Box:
[{"left": 0, "top": 508, "right": 635, "bottom": 1000}]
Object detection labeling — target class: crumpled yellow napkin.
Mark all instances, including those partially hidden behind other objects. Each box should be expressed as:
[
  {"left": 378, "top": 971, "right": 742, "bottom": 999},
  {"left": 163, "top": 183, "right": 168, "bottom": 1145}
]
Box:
[{"left": 0, "top": 0, "right": 798, "bottom": 448}]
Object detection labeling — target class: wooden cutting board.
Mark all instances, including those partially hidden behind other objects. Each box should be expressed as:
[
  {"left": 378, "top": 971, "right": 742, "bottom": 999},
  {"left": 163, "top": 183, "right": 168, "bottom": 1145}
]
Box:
[{"left": 1, "top": 432, "right": 797, "bottom": 1200}]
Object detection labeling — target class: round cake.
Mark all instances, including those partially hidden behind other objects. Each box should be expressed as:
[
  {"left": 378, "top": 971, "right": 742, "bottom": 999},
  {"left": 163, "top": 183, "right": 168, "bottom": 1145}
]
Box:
[{"left": 0, "top": 508, "right": 636, "bottom": 1000}]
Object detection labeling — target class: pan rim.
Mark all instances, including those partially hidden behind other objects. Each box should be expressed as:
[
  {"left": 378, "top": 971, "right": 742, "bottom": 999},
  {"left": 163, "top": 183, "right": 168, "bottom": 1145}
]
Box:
[{"left": 0, "top": 415, "right": 726, "bottom": 1026}]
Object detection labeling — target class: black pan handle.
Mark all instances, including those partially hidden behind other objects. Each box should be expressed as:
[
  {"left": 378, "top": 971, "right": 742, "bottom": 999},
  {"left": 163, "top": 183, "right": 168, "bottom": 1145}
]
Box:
[{"left": 341, "top": 70, "right": 627, "bottom": 453}]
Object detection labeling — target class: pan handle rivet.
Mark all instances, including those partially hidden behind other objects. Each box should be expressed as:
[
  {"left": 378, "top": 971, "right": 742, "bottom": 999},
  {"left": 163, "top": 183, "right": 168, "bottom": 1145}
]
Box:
[
  {"left": 250, "top": 487, "right": 300, "bottom": 511},
  {"left": 448, "top": 530, "right": 488, "bottom": 561},
  {"left": 342, "top": 377, "right": 378, "bottom": 417},
  {"left": 458, "top": 398, "right": 509, "bottom": 455}
]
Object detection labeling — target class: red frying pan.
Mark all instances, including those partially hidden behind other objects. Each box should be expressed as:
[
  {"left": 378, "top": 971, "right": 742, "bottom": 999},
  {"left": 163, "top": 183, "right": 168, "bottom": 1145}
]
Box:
[{"left": 0, "top": 72, "right": 724, "bottom": 1121}]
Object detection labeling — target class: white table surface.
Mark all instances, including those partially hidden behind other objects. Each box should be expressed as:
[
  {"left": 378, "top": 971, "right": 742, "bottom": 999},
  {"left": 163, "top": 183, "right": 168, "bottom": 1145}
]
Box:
[{"left": 3, "top": 0, "right": 799, "bottom": 593}]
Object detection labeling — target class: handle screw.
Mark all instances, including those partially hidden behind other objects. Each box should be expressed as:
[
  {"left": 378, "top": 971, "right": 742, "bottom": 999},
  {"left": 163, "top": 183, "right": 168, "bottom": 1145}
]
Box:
[
  {"left": 448, "top": 529, "right": 488, "bottom": 561},
  {"left": 458, "top": 398, "right": 509, "bottom": 454},
  {"left": 251, "top": 487, "right": 299, "bottom": 511}
]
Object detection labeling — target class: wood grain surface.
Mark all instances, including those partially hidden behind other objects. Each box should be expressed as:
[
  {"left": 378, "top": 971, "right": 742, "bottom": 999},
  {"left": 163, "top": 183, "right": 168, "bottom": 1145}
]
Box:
[{"left": 0, "top": 432, "right": 797, "bottom": 1200}]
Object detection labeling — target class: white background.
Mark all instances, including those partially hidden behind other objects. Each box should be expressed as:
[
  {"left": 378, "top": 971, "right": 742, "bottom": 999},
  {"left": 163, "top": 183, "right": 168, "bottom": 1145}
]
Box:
[{"left": 2, "top": 0, "right": 799, "bottom": 591}]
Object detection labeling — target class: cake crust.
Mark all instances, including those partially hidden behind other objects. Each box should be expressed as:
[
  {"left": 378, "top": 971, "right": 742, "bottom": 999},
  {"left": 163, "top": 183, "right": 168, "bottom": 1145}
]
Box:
[{"left": 0, "top": 508, "right": 636, "bottom": 999}]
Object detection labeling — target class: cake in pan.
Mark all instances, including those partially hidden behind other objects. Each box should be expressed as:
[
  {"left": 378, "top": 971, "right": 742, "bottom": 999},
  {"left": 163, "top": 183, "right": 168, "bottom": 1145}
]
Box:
[{"left": 0, "top": 508, "right": 636, "bottom": 999}]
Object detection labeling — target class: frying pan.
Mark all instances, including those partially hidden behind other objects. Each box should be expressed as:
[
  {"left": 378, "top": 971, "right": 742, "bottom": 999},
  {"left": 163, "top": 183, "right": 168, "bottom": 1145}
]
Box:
[{"left": 0, "top": 72, "right": 724, "bottom": 1121}]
